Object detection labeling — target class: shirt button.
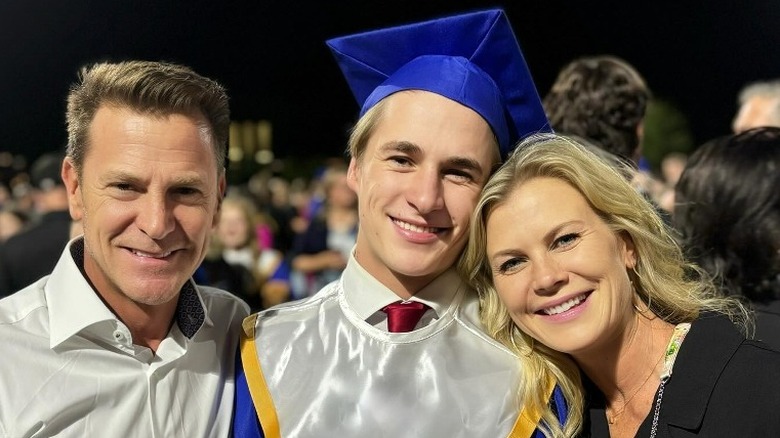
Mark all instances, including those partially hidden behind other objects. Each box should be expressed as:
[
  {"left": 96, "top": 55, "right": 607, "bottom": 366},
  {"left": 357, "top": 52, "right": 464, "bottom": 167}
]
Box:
[{"left": 113, "top": 331, "right": 124, "bottom": 341}]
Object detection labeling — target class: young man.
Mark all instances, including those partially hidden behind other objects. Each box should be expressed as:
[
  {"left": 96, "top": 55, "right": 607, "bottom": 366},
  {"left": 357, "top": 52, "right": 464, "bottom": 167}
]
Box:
[
  {"left": 0, "top": 60, "right": 249, "bottom": 437},
  {"left": 235, "top": 9, "right": 559, "bottom": 437}
]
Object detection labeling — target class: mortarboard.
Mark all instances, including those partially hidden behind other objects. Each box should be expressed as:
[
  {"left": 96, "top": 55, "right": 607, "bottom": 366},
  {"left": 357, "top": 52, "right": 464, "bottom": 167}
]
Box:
[{"left": 326, "top": 8, "right": 550, "bottom": 158}]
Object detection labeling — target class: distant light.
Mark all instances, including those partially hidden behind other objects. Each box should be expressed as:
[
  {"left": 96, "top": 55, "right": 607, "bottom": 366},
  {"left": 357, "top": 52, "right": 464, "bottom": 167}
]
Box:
[
  {"left": 229, "top": 146, "right": 244, "bottom": 162},
  {"left": 255, "top": 149, "right": 274, "bottom": 165}
]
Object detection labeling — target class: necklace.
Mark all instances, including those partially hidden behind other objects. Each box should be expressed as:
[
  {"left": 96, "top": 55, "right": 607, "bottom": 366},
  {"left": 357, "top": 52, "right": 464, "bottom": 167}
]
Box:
[
  {"left": 648, "top": 322, "right": 690, "bottom": 438},
  {"left": 606, "top": 346, "right": 665, "bottom": 425}
]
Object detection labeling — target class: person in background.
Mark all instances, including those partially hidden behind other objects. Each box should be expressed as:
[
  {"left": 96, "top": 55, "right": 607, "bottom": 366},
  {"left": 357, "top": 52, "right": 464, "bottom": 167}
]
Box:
[
  {"left": 543, "top": 55, "right": 649, "bottom": 165},
  {"left": 234, "top": 9, "right": 564, "bottom": 438},
  {"left": 655, "top": 151, "right": 687, "bottom": 213},
  {"left": 675, "top": 127, "right": 780, "bottom": 349},
  {"left": 541, "top": 55, "right": 672, "bottom": 219},
  {"left": 0, "top": 60, "right": 249, "bottom": 437},
  {"left": 204, "top": 192, "right": 290, "bottom": 311},
  {"left": 732, "top": 78, "right": 780, "bottom": 133},
  {"left": 0, "top": 207, "right": 28, "bottom": 243},
  {"left": 659, "top": 152, "right": 686, "bottom": 190},
  {"left": 288, "top": 162, "right": 358, "bottom": 299},
  {"left": 0, "top": 151, "right": 72, "bottom": 297},
  {"left": 0, "top": 182, "right": 10, "bottom": 207},
  {"left": 461, "top": 133, "right": 780, "bottom": 437},
  {"left": 263, "top": 176, "right": 299, "bottom": 254}
]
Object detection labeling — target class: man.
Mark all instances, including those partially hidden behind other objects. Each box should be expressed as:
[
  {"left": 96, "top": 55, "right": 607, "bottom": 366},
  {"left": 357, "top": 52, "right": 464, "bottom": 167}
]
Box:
[
  {"left": 732, "top": 79, "right": 780, "bottom": 133},
  {"left": 235, "top": 9, "right": 563, "bottom": 438},
  {"left": 541, "top": 55, "right": 675, "bottom": 223},
  {"left": 542, "top": 55, "right": 650, "bottom": 166},
  {"left": 0, "top": 151, "right": 72, "bottom": 297},
  {"left": 0, "top": 61, "right": 249, "bottom": 437}
]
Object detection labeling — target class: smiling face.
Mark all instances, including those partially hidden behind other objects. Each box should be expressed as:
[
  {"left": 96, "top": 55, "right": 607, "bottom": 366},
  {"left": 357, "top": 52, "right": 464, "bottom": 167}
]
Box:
[
  {"left": 348, "top": 91, "right": 498, "bottom": 296},
  {"left": 486, "top": 176, "right": 636, "bottom": 359},
  {"left": 62, "top": 105, "right": 225, "bottom": 309},
  {"left": 217, "top": 201, "right": 252, "bottom": 250}
]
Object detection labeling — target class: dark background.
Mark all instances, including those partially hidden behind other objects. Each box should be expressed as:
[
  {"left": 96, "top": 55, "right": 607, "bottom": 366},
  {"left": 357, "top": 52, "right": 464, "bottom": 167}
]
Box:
[{"left": 2, "top": 1, "right": 779, "bottom": 176}]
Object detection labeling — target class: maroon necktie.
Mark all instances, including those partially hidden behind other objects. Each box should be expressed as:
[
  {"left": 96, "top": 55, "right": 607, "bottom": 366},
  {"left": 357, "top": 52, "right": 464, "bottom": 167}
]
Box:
[{"left": 382, "top": 301, "right": 430, "bottom": 333}]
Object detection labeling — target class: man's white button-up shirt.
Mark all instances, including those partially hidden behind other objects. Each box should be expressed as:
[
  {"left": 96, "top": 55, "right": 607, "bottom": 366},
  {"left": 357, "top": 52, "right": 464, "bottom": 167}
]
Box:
[{"left": 0, "top": 238, "right": 249, "bottom": 438}]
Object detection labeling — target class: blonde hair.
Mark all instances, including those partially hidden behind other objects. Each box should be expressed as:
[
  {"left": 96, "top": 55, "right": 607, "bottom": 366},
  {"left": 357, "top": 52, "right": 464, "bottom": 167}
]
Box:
[
  {"left": 347, "top": 98, "right": 389, "bottom": 161},
  {"left": 218, "top": 194, "right": 261, "bottom": 251},
  {"left": 459, "top": 133, "right": 749, "bottom": 437}
]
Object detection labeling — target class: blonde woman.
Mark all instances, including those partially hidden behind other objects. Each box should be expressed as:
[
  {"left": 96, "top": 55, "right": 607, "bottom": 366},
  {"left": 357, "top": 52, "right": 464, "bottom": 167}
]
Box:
[{"left": 460, "top": 133, "right": 780, "bottom": 437}]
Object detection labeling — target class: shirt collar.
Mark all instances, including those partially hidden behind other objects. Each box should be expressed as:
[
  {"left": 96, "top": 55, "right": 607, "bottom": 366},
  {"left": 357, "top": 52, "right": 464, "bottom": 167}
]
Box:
[
  {"left": 47, "top": 237, "right": 210, "bottom": 348},
  {"left": 342, "top": 251, "right": 463, "bottom": 321},
  {"left": 47, "top": 238, "right": 117, "bottom": 348},
  {"left": 176, "top": 280, "right": 210, "bottom": 338}
]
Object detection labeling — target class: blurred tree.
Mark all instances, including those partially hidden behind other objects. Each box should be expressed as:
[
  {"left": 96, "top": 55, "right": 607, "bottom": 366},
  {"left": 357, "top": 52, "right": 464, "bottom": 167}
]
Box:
[{"left": 642, "top": 98, "right": 695, "bottom": 173}]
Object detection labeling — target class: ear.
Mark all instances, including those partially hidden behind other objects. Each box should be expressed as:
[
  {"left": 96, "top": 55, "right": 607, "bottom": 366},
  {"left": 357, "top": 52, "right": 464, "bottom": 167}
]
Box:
[
  {"left": 620, "top": 232, "right": 637, "bottom": 270},
  {"left": 212, "top": 171, "right": 227, "bottom": 229},
  {"left": 61, "top": 157, "right": 84, "bottom": 221},
  {"left": 346, "top": 157, "right": 360, "bottom": 193}
]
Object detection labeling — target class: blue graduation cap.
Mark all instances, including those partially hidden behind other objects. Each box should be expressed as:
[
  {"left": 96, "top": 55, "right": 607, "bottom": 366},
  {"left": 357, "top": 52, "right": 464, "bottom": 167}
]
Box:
[{"left": 326, "top": 8, "right": 550, "bottom": 158}]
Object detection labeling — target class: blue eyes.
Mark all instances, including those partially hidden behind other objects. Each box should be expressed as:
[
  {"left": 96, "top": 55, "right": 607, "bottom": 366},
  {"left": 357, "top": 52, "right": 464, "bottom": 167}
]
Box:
[
  {"left": 497, "top": 258, "right": 524, "bottom": 274},
  {"left": 555, "top": 233, "right": 579, "bottom": 248},
  {"left": 493, "top": 232, "right": 581, "bottom": 275},
  {"left": 390, "top": 156, "right": 412, "bottom": 166},
  {"left": 387, "top": 156, "right": 476, "bottom": 183}
]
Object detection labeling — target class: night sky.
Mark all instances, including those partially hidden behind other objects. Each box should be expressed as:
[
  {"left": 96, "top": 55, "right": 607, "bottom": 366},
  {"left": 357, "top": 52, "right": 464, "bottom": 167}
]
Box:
[{"left": 2, "top": 1, "right": 779, "bottom": 173}]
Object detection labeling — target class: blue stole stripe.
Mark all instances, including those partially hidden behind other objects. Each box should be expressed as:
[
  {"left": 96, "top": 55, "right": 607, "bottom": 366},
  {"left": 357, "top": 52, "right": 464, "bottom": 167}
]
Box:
[
  {"left": 532, "top": 384, "right": 569, "bottom": 437},
  {"left": 552, "top": 384, "right": 569, "bottom": 425},
  {"left": 233, "top": 350, "right": 264, "bottom": 438}
]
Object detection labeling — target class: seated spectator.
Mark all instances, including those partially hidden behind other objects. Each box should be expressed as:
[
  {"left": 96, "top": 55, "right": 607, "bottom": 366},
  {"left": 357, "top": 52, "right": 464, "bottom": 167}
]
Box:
[
  {"left": 289, "top": 163, "right": 358, "bottom": 298},
  {"left": 198, "top": 193, "right": 290, "bottom": 311},
  {"left": 264, "top": 176, "right": 301, "bottom": 254},
  {"left": 655, "top": 151, "right": 688, "bottom": 213},
  {"left": 0, "top": 207, "right": 28, "bottom": 242},
  {"left": 0, "top": 151, "right": 72, "bottom": 297}
]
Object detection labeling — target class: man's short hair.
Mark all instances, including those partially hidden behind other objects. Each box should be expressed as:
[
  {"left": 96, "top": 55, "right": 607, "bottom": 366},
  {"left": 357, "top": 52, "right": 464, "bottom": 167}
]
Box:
[
  {"left": 65, "top": 60, "right": 230, "bottom": 175},
  {"left": 542, "top": 55, "right": 650, "bottom": 162}
]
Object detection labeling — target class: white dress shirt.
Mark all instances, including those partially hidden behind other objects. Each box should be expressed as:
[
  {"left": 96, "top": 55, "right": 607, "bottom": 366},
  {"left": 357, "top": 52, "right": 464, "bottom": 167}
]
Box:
[
  {"left": 0, "top": 238, "right": 249, "bottom": 438},
  {"left": 344, "top": 251, "right": 456, "bottom": 330},
  {"left": 240, "top": 253, "right": 523, "bottom": 437}
]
